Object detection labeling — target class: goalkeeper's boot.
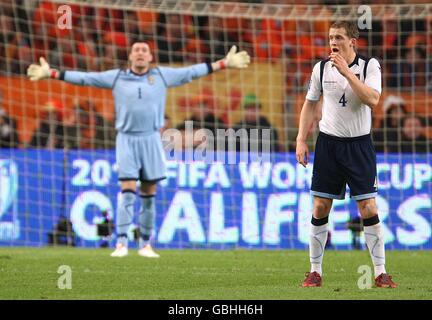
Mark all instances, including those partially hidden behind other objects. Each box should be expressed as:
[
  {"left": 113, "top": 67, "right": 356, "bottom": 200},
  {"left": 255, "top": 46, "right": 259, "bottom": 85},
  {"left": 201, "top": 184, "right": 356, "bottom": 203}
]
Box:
[
  {"left": 138, "top": 244, "right": 160, "bottom": 258},
  {"left": 110, "top": 243, "right": 128, "bottom": 257},
  {"left": 375, "top": 273, "right": 397, "bottom": 288},
  {"left": 302, "top": 272, "right": 322, "bottom": 287}
]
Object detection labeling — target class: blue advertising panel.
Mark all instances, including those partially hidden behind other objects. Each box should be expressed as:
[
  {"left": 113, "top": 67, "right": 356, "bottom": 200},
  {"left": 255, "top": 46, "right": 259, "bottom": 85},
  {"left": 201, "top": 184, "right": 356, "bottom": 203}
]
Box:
[
  {"left": 1, "top": 150, "right": 431, "bottom": 249},
  {"left": 0, "top": 150, "right": 65, "bottom": 246}
]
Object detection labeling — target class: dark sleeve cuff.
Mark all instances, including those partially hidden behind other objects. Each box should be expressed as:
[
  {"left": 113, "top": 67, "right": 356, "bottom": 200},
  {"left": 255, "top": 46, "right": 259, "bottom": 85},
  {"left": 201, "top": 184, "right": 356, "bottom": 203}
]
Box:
[
  {"left": 205, "top": 62, "right": 213, "bottom": 74},
  {"left": 59, "top": 71, "right": 65, "bottom": 80}
]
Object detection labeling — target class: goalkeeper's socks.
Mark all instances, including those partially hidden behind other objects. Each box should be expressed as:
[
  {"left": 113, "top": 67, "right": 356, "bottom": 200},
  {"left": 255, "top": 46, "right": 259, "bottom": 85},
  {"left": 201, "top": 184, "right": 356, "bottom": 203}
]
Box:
[
  {"left": 116, "top": 190, "right": 136, "bottom": 247},
  {"left": 309, "top": 216, "right": 329, "bottom": 276},
  {"left": 363, "top": 215, "right": 386, "bottom": 278},
  {"left": 138, "top": 194, "right": 155, "bottom": 249}
]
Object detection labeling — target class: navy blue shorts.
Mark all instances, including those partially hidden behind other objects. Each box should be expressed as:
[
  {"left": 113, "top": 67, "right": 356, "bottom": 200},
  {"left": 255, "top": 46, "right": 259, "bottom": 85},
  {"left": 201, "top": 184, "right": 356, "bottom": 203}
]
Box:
[{"left": 311, "top": 132, "right": 377, "bottom": 201}]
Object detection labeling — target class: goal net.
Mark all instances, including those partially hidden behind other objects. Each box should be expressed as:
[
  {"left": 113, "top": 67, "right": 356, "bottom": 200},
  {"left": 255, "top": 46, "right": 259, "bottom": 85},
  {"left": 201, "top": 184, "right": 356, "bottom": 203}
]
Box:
[{"left": 0, "top": 0, "right": 430, "bottom": 250}]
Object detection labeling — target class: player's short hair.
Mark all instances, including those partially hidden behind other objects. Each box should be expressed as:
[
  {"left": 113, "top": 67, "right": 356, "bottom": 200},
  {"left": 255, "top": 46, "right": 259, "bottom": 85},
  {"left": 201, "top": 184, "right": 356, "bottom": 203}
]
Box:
[{"left": 330, "top": 20, "right": 359, "bottom": 39}]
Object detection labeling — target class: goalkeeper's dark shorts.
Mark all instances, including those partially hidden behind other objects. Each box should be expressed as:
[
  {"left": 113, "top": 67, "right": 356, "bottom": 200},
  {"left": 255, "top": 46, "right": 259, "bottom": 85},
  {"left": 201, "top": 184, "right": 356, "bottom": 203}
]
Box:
[{"left": 311, "top": 132, "right": 377, "bottom": 201}]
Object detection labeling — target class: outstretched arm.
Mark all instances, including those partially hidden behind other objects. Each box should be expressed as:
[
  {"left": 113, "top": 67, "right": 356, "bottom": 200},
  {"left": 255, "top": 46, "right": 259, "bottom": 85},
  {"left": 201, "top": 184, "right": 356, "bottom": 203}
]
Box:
[
  {"left": 27, "top": 58, "right": 119, "bottom": 89},
  {"left": 160, "top": 46, "right": 251, "bottom": 87}
]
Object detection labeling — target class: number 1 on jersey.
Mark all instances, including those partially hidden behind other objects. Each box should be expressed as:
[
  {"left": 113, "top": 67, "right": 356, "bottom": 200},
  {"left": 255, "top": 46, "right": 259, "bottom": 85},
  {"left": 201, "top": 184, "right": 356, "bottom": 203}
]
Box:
[{"left": 339, "top": 93, "right": 347, "bottom": 107}]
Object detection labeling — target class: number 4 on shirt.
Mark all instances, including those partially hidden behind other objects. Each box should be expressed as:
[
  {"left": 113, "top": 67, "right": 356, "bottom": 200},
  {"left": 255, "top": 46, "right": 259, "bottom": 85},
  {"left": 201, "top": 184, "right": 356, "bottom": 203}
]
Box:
[{"left": 339, "top": 93, "right": 347, "bottom": 107}]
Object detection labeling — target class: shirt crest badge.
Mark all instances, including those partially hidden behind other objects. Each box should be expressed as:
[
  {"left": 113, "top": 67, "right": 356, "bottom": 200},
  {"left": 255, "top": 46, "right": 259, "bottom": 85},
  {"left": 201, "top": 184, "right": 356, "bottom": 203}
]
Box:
[{"left": 148, "top": 75, "right": 155, "bottom": 85}]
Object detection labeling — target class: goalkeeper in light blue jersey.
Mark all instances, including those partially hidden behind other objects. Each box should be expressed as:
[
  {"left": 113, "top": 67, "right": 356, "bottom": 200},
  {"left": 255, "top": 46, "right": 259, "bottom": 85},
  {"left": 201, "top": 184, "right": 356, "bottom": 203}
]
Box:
[{"left": 27, "top": 42, "right": 250, "bottom": 258}]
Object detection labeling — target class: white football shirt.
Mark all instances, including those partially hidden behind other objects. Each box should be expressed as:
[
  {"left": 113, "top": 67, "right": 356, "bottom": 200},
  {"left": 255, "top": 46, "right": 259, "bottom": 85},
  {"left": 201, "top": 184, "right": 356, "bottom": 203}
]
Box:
[{"left": 306, "top": 54, "right": 382, "bottom": 137}]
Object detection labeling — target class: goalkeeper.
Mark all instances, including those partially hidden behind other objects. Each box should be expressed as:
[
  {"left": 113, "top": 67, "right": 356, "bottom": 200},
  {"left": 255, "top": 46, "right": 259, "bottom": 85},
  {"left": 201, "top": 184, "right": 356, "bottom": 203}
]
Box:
[{"left": 27, "top": 42, "right": 250, "bottom": 258}]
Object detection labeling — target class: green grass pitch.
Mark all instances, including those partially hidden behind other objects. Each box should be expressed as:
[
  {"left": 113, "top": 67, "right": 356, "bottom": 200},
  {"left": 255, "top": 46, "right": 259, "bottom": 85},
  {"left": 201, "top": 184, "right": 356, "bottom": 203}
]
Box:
[{"left": 0, "top": 248, "right": 431, "bottom": 300}]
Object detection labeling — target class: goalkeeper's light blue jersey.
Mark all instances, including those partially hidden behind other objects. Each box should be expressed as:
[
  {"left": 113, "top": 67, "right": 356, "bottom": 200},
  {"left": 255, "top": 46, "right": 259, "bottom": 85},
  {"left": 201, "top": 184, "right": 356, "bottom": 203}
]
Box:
[{"left": 63, "top": 63, "right": 210, "bottom": 135}]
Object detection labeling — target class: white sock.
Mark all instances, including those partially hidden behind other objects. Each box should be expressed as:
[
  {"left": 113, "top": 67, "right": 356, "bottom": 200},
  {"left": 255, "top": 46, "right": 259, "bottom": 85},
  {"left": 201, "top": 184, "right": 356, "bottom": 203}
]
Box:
[
  {"left": 364, "top": 221, "right": 386, "bottom": 278},
  {"left": 374, "top": 265, "right": 386, "bottom": 278},
  {"left": 311, "top": 263, "right": 322, "bottom": 275},
  {"left": 309, "top": 220, "right": 329, "bottom": 276}
]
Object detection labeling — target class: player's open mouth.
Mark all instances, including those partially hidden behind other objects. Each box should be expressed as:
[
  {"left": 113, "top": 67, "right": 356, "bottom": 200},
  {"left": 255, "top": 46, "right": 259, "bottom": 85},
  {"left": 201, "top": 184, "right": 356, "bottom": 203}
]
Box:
[{"left": 332, "top": 48, "right": 339, "bottom": 52}]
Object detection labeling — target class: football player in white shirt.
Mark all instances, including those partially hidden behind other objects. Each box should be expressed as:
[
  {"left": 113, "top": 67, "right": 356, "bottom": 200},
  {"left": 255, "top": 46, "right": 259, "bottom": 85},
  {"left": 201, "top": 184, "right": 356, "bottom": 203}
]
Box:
[{"left": 296, "top": 21, "right": 396, "bottom": 288}]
